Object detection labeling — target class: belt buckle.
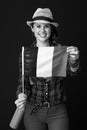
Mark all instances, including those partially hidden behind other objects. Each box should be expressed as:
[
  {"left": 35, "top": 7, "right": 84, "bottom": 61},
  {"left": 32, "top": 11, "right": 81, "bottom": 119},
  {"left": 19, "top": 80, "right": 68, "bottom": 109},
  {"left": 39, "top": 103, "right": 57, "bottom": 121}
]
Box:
[{"left": 43, "top": 101, "right": 50, "bottom": 108}]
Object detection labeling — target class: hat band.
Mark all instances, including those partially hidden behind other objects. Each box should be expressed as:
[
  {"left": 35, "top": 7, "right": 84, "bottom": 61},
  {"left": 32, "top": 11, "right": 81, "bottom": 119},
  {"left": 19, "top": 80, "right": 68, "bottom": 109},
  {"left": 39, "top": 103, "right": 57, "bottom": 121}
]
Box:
[{"left": 32, "top": 16, "right": 54, "bottom": 22}]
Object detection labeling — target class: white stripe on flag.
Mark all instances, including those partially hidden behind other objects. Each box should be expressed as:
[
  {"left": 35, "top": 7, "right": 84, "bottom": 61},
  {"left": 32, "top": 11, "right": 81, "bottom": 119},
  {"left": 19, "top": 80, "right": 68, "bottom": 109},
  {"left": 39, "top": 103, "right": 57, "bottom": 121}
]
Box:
[{"left": 37, "top": 47, "right": 54, "bottom": 77}]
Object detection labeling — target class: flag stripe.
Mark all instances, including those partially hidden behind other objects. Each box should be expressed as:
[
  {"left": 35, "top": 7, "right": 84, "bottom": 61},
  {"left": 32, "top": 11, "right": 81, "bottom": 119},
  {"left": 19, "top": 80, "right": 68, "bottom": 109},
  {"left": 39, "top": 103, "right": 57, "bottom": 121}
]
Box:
[
  {"left": 52, "top": 46, "right": 61, "bottom": 76},
  {"left": 52, "top": 46, "right": 67, "bottom": 77},
  {"left": 27, "top": 47, "right": 38, "bottom": 77},
  {"left": 37, "top": 47, "right": 54, "bottom": 77}
]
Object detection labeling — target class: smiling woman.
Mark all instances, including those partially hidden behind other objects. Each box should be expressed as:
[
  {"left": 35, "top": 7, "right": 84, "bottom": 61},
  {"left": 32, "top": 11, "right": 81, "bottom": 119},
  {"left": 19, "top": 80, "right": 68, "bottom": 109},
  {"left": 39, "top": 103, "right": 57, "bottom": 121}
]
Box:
[
  {"left": 30, "top": 22, "right": 58, "bottom": 47},
  {"left": 14, "top": 8, "right": 79, "bottom": 130},
  {"left": 31, "top": 22, "right": 51, "bottom": 47}
]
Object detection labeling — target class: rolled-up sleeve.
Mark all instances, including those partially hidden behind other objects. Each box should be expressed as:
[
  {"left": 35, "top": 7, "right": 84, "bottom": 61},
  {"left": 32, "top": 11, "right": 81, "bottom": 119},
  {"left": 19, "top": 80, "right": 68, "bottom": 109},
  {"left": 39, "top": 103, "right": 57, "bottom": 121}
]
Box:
[{"left": 66, "top": 56, "right": 80, "bottom": 76}]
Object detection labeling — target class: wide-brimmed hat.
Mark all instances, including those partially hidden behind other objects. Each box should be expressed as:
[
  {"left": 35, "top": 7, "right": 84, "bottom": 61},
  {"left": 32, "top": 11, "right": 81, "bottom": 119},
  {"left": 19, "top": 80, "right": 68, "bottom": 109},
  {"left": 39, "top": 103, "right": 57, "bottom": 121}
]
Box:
[{"left": 26, "top": 8, "right": 59, "bottom": 28}]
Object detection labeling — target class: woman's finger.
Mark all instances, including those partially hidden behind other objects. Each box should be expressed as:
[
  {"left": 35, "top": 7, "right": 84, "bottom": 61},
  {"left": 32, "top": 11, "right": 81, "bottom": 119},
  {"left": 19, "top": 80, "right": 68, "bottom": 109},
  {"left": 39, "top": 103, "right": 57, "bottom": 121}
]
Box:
[
  {"left": 19, "top": 104, "right": 25, "bottom": 109},
  {"left": 15, "top": 100, "right": 26, "bottom": 105},
  {"left": 15, "top": 98, "right": 26, "bottom": 105},
  {"left": 67, "top": 46, "right": 78, "bottom": 52},
  {"left": 69, "top": 51, "right": 79, "bottom": 55},
  {"left": 18, "top": 93, "right": 27, "bottom": 99},
  {"left": 15, "top": 100, "right": 26, "bottom": 108}
]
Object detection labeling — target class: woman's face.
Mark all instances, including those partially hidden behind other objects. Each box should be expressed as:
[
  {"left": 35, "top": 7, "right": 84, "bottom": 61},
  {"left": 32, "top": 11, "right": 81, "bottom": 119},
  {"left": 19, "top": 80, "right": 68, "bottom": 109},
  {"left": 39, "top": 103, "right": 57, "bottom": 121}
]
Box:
[{"left": 32, "top": 22, "right": 51, "bottom": 43}]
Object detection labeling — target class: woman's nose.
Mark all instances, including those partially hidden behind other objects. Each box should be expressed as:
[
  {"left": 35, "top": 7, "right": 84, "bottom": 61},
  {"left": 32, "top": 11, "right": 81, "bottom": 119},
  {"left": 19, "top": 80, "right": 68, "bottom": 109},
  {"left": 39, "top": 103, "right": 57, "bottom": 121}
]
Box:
[{"left": 41, "top": 26, "right": 45, "bottom": 32}]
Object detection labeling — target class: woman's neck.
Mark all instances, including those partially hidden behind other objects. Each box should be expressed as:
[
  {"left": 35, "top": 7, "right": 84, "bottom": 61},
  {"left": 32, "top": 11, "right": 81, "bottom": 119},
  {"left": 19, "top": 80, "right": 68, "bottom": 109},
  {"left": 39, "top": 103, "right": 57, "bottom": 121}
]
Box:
[{"left": 36, "top": 40, "right": 50, "bottom": 47}]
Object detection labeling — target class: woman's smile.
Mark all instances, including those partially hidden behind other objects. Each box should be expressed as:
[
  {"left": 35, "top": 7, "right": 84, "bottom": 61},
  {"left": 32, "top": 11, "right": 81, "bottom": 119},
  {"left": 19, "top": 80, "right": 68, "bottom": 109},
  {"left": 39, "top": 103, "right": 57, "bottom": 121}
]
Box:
[{"left": 39, "top": 33, "right": 47, "bottom": 38}]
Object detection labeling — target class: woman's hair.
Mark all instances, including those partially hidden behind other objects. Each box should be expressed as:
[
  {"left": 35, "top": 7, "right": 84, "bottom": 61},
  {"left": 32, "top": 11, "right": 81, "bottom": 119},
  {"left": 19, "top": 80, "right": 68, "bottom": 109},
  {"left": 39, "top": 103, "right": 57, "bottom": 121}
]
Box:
[
  {"left": 31, "top": 23, "right": 59, "bottom": 47},
  {"left": 49, "top": 24, "right": 59, "bottom": 46}
]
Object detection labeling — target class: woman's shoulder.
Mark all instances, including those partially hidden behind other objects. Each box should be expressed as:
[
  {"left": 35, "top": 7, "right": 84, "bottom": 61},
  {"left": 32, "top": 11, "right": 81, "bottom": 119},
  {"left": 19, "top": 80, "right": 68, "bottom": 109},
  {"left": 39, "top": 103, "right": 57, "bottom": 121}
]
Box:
[{"left": 24, "top": 46, "right": 37, "bottom": 53}]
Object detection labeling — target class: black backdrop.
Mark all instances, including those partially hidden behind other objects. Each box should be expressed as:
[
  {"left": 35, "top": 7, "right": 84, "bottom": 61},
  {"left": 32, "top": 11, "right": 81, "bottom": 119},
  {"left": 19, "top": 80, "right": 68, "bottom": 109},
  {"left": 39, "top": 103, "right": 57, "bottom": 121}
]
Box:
[{"left": 1, "top": 0, "right": 87, "bottom": 130}]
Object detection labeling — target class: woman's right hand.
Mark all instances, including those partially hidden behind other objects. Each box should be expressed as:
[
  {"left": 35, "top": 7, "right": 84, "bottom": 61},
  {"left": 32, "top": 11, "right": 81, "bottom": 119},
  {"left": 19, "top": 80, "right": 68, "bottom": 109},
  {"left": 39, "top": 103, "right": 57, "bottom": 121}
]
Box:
[{"left": 15, "top": 93, "right": 27, "bottom": 109}]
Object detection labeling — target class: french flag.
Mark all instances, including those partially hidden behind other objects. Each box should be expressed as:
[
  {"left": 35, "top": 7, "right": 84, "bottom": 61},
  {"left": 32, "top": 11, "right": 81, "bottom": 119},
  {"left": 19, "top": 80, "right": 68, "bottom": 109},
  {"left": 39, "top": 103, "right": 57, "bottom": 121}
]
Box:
[{"left": 24, "top": 46, "right": 68, "bottom": 78}]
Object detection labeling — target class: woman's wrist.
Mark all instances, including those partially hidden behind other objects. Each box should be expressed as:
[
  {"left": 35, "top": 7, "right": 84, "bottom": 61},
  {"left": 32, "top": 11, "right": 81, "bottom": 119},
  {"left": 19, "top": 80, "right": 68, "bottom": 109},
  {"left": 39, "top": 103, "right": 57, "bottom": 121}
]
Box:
[{"left": 69, "top": 58, "right": 79, "bottom": 67}]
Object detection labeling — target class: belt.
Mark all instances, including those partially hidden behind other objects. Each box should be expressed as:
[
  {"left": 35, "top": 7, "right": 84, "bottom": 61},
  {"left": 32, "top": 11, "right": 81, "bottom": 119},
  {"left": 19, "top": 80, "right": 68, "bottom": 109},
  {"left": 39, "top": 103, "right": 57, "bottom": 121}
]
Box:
[
  {"left": 30, "top": 101, "right": 50, "bottom": 115},
  {"left": 30, "top": 101, "right": 63, "bottom": 115},
  {"left": 42, "top": 101, "right": 50, "bottom": 108}
]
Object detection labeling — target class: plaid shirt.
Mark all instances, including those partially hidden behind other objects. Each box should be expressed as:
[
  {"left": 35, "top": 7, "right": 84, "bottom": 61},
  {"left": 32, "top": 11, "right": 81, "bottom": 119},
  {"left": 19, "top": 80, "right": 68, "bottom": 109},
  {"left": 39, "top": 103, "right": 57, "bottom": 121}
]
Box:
[{"left": 16, "top": 45, "right": 79, "bottom": 105}]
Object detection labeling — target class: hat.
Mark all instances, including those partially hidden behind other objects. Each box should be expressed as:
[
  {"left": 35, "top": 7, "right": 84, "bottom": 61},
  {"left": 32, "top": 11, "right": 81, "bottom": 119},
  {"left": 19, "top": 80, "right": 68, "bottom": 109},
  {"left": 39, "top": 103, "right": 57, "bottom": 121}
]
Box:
[{"left": 26, "top": 8, "right": 59, "bottom": 28}]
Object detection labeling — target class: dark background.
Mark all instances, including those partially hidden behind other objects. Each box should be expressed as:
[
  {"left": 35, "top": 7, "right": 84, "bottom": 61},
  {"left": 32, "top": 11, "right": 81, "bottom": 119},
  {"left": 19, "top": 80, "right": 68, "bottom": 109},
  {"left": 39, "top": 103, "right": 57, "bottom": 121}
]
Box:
[{"left": 1, "top": 0, "right": 87, "bottom": 130}]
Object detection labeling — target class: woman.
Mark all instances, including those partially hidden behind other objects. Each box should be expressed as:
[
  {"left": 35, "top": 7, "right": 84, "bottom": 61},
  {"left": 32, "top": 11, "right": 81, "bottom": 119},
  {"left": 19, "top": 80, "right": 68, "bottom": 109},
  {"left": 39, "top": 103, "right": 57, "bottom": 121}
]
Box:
[{"left": 15, "top": 8, "right": 79, "bottom": 130}]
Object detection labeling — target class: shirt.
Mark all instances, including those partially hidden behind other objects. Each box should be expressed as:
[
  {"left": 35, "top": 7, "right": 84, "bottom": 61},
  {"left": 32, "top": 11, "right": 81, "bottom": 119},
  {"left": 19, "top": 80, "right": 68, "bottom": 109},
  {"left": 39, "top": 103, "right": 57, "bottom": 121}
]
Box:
[{"left": 16, "top": 44, "right": 79, "bottom": 105}]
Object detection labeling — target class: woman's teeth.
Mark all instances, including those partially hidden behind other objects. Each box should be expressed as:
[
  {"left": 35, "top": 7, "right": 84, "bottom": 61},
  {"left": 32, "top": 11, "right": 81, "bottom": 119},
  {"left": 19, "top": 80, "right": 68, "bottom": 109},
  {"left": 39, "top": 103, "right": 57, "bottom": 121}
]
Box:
[{"left": 39, "top": 33, "right": 46, "bottom": 37}]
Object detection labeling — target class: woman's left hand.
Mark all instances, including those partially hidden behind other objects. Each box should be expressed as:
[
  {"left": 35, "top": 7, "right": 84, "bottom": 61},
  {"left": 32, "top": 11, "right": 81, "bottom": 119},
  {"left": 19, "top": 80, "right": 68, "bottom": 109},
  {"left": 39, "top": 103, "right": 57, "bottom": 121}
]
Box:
[{"left": 66, "top": 46, "right": 79, "bottom": 62}]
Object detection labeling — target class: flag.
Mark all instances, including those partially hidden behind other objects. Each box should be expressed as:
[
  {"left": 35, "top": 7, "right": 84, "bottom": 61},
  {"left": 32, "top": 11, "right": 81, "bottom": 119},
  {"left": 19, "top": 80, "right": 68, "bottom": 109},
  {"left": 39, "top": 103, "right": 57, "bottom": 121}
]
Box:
[{"left": 24, "top": 46, "right": 68, "bottom": 77}]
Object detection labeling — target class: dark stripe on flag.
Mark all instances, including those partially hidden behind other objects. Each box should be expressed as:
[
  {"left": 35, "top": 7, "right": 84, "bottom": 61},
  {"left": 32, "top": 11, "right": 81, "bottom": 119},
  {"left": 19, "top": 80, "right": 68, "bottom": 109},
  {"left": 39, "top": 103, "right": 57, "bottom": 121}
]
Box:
[
  {"left": 52, "top": 46, "right": 67, "bottom": 77},
  {"left": 26, "top": 47, "right": 38, "bottom": 77}
]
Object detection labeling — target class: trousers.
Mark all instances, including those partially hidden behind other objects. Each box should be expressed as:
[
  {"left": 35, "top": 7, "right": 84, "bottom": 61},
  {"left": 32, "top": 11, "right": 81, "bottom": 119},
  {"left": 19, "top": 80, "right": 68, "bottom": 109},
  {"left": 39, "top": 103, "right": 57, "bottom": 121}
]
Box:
[{"left": 24, "top": 102, "right": 69, "bottom": 130}]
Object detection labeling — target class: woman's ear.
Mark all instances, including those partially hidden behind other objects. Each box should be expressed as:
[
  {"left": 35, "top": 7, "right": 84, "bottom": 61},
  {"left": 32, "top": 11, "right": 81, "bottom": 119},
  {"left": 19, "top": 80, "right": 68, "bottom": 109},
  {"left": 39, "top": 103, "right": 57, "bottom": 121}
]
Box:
[
  {"left": 30, "top": 24, "right": 34, "bottom": 32},
  {"left": 30, "top": 26, "right": 34, "bottom": 32}
]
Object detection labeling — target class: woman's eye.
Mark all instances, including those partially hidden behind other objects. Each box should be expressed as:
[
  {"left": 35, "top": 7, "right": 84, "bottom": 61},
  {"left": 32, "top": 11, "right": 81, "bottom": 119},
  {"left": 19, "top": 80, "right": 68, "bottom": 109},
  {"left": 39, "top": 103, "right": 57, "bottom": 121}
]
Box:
[
  {"left": 36, "top": 25, "right": 41, "bottom": 28},
  {"left": 45, "top": 24, "right": 50, "bottom": 28}
]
